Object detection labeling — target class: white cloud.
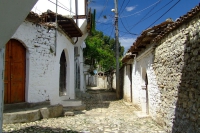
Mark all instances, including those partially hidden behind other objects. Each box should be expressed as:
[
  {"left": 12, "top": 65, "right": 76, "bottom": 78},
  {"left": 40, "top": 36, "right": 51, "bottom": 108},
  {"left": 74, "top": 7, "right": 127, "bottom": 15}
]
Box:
[
  {"left": 126, "top": 6, "right": 137, "bottom": 12},
  {"left": 119, "top": 37, "right": 136, "bottom": 53}
]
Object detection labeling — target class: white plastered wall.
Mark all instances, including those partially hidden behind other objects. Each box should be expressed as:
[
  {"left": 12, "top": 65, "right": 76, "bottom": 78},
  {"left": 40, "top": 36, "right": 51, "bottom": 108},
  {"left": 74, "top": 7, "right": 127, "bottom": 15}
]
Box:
[
  {"left": 131, "top": 46, "right": 161, "bottom": 116},
  {"left": 123, "top": 64, "right": 132, "bottom": 102},
  {"left": 10, "top": 21, "right": 75, "bottom": 105}
]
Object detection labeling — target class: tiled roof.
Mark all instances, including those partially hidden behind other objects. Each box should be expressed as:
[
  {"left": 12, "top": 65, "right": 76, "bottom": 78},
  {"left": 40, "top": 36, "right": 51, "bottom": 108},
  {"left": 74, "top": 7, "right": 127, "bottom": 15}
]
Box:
[
  {"left": 25, "top": 11, "right": 83, "bottom": 38},
  {"left": 40, "top": 10, "right": 83, "bottom": 37},
  {"left": 153, "top": 3, "right": 200, "bottom": 42},
  {"left": 122, "top": 20, "right": 173, "bottom": 63},
  {"left": 122, "top": 3, "right": 200, "bottom": 63}
]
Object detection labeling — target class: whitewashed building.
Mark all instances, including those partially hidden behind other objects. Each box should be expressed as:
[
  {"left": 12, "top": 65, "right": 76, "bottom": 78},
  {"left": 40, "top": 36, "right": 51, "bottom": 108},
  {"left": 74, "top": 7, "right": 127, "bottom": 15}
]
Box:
[
  {"left": 0, "top": 0, "right": 90, "bottom": 106},
  {"left": 121, "top": 5, "right": 200, "bottom": 132},
  {"left": 0, "top": 0, "right": 38, "bottom": 131}
]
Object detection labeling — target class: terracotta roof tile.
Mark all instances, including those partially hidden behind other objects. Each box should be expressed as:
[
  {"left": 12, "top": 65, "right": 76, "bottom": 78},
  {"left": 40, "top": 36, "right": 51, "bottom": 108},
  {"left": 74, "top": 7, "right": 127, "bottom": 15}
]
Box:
[
  {"left": 25, "top": 10, "right": 83, "bottom": 38},
  {"left": 153, "top": 3, "right": 200, "bottom": 42},
  {"left": 122, "top": 3, "right": 200, "bottom": 63}
]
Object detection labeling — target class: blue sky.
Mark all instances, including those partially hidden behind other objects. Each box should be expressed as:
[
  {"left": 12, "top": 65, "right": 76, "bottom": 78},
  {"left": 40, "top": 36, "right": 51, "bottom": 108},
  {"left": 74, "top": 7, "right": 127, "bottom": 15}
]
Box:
[
  {"left": 89, "top": 0, "right": 199, "bottom": 52},
  {"left": 32, "top": 0, "right": 199, "bottom": 52}
]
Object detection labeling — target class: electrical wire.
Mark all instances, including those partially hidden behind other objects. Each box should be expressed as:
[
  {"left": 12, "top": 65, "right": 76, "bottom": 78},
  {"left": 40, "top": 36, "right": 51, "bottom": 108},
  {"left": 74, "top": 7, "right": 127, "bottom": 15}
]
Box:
[
  {"left": 119, "top": 18, "right": 137, "bottom": 36},
  {"left": 57, "top": 1, "right": 75, "bottom": 14},
  {"left": 109, "top": 26, "right": 115, "bottom": 39},
  {"left": 118, "top": 0, "right": 126, "bottom": 14},
  {"left": 141, "top": 0, "right": 175, "bottom": 23},
  {"left": 48, "top": 0, "right": 75, "bottom": 14},
  {"left": 120, "top": 0, "right": 161, "bottom": 18},
  {"left": 96, "top": 21, "right": 113, "bottom": 25},
  {"left": 119, "top": 0, "right": 131, "bottom": 15},
  {"left": 147, "top": 0, "right": 180, "bottom": 28},
  {"left": 128, "top": 0, "right": 162, "bottom": 31},
  {"left": 97, "top": 23, "right": 114, "bottom": 31},
  {"left": 97, "top": 0, "right": 109, "bottom": 21}
]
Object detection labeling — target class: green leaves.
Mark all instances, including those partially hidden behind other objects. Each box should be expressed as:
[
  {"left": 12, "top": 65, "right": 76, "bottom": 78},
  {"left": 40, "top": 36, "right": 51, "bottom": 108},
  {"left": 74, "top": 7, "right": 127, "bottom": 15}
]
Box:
[{"left": 84, "top": 10, "right": 124, "bottom": 72}]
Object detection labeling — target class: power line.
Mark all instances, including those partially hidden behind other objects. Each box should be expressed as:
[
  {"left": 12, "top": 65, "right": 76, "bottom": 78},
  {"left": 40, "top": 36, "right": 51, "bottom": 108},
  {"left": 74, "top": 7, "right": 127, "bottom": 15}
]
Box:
[
  {"left": 57, "top": 1, "right": 75, "bottom": 14},
  {"left": 119, "top": 18, "right": 137, "bottom": 36},
  {"left": 97, "top": 24, "right": 114, "bottom": 32},
  {"left": 141, "top": 0, "right": 175, "bottom": 23},
  {"left": 48, "top": 0, "right": 75, "bottom": 14},
  {"left": 108, "top": 26, "right": 115, "bottom": 38},
  {"left": 120, "top": 0, "right": 161, "bottom": 18},
  {"left": 128, "top": 0, "right": 162, "bottom": 31},
  {"left": 97, "top": 0, "right": 109, "bottom": 21},
  {"left": 119, "top": 30, "right": 138, "bottom": 35},
  {"left": 147, "top": 0, "right": 180, "bottom": 28},
  {"left": 119, "top": 0, "right": 130, "bottom": 15},
  {"left": 96, "top": 21, "right": 113, "bottom": 25},
  {"left": 118, "top": 0, "right": 126, "bottom": 14}
]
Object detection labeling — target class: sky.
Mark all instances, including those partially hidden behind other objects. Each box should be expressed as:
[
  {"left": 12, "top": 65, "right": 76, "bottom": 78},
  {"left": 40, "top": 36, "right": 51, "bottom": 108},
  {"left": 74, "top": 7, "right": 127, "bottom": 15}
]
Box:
[{"left": 32, "top": 0, "right": 199, "bottom": 53}]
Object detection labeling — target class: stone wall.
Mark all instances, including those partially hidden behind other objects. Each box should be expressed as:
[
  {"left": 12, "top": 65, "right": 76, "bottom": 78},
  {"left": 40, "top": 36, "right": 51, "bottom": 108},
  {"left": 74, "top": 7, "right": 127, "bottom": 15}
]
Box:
[{"left": 153, "top": 12, "right": 200, "bottom": 132}]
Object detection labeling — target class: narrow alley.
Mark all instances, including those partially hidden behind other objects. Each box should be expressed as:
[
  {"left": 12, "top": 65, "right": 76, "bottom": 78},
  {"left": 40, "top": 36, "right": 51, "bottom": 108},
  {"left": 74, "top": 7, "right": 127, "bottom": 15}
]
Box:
[{"left": 3, "top": 88, "right": 164, "bottom": 133}]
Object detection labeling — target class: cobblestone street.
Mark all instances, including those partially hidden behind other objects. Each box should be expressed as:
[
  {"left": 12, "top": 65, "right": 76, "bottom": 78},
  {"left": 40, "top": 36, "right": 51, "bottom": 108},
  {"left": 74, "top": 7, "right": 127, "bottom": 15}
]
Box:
[{"left": 3, "top": 89, "right": 165, "bottom": 133}]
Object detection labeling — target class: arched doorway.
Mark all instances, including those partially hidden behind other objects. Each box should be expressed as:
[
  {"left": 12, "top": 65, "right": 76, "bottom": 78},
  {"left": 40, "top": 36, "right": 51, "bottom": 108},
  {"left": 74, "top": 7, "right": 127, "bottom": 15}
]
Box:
[
  {"left": 4, "top": 39, "right": 26, "bottom": 104},
  {"left": 59, "top": 50, "right": 67, "bottom": 96}
]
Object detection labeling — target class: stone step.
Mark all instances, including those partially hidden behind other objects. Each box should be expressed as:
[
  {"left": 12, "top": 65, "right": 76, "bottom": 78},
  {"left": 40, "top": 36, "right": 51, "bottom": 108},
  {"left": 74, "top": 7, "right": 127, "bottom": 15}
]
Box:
[
  {"left": 60, "top": 99, "right": 82, "bottom": 107},
  {"left": 3, "top": 104, "right": 63, "bottom": 124},
  {"left": 4, "top": 101, "right": 50, "bottom": 112},
  {"left": 63, "top": 104, "right": 86, "bottom": 111}
]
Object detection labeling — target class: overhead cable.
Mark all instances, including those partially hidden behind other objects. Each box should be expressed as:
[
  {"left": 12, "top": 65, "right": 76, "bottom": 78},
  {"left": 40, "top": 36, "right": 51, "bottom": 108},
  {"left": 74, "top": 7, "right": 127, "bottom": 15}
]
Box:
[
  {"left": 120, "top": 0, "right": 161, "bottom": 18},
  {"left": 147, "top": 0, "right": 180, "bottom": 28},
  {"left": 48, "top": 0, "right": 75, "bottom": 14}
]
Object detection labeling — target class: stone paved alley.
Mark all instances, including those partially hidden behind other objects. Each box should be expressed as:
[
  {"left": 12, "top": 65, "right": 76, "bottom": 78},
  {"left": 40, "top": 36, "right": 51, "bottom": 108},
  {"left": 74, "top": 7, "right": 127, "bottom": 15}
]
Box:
[{"left": 3, "top": 89, "right": 165, "bottom": 133}]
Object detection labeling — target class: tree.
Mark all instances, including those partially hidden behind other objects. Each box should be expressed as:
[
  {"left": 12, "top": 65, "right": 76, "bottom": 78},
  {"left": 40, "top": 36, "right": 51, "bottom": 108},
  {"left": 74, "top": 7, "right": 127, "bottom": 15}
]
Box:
[{"left": 83, "top": 10, "right": 124, "bottom": 73}]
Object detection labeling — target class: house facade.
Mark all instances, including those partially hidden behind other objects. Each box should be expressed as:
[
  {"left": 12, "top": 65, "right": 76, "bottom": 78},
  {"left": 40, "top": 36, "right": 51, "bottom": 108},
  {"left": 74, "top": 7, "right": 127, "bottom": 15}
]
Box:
[
  {"left": 0, "top": 1, "right": 38, "bottom": 130},
  {"left": 122, "top": 5, "right": 200, "bottom": 132},
  {"left": 0, "top": 0, "right": 89, "bottom": 106}
]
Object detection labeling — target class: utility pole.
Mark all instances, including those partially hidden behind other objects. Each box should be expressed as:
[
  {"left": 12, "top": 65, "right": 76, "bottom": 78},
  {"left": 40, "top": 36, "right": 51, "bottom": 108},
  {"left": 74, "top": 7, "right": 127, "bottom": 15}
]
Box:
[{"left": 114, "top": 0, "right": 120, "bottom": 99}]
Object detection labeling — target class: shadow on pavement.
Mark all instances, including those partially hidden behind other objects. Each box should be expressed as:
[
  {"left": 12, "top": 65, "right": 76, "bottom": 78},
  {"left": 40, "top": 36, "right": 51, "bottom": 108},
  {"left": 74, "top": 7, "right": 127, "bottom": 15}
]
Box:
[{"left": 3, "top": 125, "right": 79, "bottom": 133}]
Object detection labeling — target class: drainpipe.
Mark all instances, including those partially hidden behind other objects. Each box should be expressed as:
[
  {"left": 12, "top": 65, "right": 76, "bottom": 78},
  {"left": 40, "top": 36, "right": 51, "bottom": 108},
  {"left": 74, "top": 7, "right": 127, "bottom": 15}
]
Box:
[
  {"left": 55, "top": 0, "right": 58, "bottom": 56},
  {"left": 130, "top": 64, "right": 132, "bottom": 102},
  {"left": 74, "top": 0, "right": 78, "bottom": 44}
]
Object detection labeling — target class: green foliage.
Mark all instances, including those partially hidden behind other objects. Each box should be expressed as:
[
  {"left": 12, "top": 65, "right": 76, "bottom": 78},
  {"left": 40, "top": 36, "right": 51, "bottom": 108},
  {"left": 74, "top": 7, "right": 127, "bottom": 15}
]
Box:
[{"left": 84, "top": 15, "right": 124, "bottom": 72}]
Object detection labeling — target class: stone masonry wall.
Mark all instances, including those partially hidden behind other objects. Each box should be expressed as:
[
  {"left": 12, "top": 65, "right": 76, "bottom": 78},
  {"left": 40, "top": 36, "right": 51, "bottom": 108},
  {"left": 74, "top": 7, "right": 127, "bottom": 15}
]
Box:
[{"left": 153, "top": 12, "right": 200, "bottom": 132}]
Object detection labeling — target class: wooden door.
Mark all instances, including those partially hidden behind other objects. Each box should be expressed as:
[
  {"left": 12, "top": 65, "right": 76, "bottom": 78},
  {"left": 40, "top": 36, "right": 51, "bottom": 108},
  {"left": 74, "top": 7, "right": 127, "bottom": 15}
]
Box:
[{"left": 4, "top": 39, "right": 26, "bottom": 104}]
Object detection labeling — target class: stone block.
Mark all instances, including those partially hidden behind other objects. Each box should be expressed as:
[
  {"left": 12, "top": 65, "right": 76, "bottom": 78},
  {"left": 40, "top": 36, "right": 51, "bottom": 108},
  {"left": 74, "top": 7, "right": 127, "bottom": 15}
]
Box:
[
  {"left": 3, "top": 110, "right": 41, "bottom": 124},
  {"left": 64, "top": 111, "right": 74, "bottom": 116},
  {"left": 40, "top": 107, "right": 49, "bottom": 119},
  {"left": 48, "top": 104, "right": 63, "bottom": 118}
]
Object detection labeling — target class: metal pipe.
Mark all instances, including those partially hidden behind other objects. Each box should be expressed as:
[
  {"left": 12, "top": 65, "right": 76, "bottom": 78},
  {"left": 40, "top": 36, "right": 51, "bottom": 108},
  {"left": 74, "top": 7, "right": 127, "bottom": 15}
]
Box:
[
  {"left": 74, "top": 0, "right": 78, "bottom": 44},
  {"left": 130, "top": 64, "right": 132, "bottom": 102},
  {"left": 55, "top": 0, "right": 58, "bottom": 56}
]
